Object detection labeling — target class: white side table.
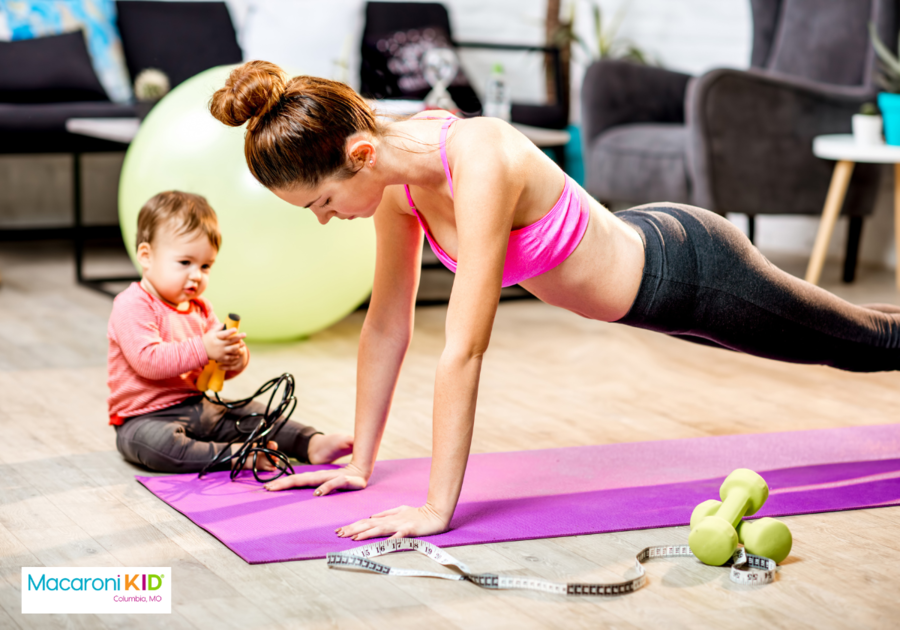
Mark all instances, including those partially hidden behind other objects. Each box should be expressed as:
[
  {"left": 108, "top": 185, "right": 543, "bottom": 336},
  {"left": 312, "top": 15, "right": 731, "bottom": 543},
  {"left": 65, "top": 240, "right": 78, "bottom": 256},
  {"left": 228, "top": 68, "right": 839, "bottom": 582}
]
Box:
[{"left": 808, "top": 134, "right": 900, "bottom": 289}]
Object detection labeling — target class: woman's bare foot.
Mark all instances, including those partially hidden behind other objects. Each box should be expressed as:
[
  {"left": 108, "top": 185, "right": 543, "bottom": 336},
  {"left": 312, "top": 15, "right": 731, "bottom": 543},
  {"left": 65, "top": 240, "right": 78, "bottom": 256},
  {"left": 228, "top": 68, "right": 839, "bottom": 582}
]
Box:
[
  {"left": 307, "top": 433, "right": 354, "bottom": 464},
  {"left": 242, "top": 440, "right": 280, "bottom": 471}
]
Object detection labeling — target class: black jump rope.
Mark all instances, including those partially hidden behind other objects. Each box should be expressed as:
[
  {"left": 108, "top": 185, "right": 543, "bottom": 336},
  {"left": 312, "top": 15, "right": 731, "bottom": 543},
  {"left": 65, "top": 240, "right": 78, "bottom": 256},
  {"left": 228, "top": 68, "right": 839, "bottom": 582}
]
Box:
[{"left": 196, "top": 313, "right": 298, "bottom": 482}]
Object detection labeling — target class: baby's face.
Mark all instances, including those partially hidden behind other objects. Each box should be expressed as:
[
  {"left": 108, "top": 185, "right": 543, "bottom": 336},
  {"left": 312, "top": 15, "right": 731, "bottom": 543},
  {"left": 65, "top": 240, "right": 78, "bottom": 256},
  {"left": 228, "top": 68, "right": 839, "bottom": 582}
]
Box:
[{"left": 138, "top": 223, "right": 218, "bottom": 307}]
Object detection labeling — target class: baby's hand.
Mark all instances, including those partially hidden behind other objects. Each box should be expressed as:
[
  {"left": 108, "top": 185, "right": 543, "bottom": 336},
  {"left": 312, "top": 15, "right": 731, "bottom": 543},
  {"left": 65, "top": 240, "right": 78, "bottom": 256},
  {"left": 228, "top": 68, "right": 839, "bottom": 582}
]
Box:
[
  {"left": 202, "top": 327, "right": 246, "bottom": 363},
  {"left": 218, "top": 340, "right": 247, "bottom": 372}
]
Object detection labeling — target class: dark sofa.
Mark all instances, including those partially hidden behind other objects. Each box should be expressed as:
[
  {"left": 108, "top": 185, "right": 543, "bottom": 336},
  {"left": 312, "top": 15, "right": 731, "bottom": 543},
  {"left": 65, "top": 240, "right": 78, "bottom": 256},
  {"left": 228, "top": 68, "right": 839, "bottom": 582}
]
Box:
[
  {"left": 0, "top": 1, "right": 242, "bottom": 155},
  {"left": 0, "top": 1, "right": 243, "bottom": 289}
]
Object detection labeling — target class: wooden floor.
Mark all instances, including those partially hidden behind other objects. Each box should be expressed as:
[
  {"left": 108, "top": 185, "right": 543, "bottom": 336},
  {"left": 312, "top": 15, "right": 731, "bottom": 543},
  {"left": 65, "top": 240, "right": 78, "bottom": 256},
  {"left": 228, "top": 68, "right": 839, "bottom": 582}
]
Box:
[{"left": 1, "top": 240, "right": 899, "bottom": 629}]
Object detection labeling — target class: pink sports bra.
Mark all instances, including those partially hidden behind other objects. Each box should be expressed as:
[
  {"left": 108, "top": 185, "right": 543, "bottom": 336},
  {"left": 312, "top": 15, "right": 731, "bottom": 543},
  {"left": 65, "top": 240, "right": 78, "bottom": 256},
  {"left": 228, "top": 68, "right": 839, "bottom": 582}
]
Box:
[{"left": 403, "top": 116, "right": 590, "bottom": 288}]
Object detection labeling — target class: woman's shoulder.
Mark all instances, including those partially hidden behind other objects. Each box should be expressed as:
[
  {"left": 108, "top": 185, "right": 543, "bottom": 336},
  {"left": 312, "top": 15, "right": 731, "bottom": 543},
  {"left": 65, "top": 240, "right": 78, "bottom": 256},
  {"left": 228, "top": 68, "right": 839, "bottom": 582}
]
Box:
[
  {"left": 449, "top": 117, "right": 526, "bottom": 172},
  {"left": 455, "top": 117, "right": 526, "bottom": 151},
  {"left": 406, "top": 111, "right": 507, "bottom": 134},
  {"left": 454, "top": 115, "right": 509, "bottom": 137}
]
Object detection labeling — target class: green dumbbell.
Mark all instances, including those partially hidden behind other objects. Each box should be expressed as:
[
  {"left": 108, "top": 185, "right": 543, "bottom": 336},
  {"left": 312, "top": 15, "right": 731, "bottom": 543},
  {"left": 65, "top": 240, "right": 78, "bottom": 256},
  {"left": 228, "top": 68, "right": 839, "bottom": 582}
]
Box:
[
  {"left": 690, "top": 499, "right": 724, "bottom": 529},
  {"left": 688, "top": 469, "right": 769, "bottom": 566},
  {"left": 691, "top": 501, "right": 792, "bottom": 564},
  {"left": 737, "top": 517, "right": 792, "bottom": 564}
]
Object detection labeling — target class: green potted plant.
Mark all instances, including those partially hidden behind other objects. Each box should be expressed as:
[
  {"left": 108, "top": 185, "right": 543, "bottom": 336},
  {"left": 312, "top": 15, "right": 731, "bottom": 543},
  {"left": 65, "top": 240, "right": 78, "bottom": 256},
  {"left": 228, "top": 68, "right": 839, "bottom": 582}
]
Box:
[
  {"left": 869, "top": 23, "right": 900, "bottom": 144},
  {"left": 554, "top": 1, "right": 655, "bottom": 65},
  {"left": 852, "top": 102, "right": 884, "bottom": 145},
  {"left": 133, "top": 68, "right": 171, "bottom": 120}
]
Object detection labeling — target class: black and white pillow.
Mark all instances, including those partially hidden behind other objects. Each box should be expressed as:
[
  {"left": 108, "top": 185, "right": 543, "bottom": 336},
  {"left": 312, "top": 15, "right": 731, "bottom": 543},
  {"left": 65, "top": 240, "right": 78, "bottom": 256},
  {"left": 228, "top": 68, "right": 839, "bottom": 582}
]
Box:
[{"left": 361, "top": 26, "right": 482, "bottom": 114}]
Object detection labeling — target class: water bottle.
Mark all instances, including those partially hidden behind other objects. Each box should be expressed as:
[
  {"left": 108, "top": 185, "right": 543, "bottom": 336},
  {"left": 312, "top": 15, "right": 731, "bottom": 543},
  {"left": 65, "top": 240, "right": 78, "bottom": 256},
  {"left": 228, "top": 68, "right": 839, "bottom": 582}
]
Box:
[{"left": 484, "top": 63, "right": 511, "bottom": 122}]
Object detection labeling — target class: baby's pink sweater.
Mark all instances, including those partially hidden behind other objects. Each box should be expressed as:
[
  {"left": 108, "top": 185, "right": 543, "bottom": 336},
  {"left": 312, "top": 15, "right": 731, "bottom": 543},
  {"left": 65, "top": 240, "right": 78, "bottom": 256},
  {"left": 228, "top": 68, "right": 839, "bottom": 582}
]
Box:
[{"left": 107, "top": 283, "right": 243, "bottom": 424}]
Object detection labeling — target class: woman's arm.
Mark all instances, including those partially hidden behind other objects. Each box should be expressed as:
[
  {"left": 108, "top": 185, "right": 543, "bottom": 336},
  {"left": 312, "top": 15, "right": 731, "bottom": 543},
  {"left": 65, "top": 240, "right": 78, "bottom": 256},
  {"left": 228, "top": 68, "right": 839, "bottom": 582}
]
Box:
[
  {"left": 344, "top": 194, "right": 425, "bottom": 478},
  {"left": 265, "top": 191, "right": 424, "bottom": 492},
  {"left": 337, "top": 119, "right": 524, "bottom": 538}
]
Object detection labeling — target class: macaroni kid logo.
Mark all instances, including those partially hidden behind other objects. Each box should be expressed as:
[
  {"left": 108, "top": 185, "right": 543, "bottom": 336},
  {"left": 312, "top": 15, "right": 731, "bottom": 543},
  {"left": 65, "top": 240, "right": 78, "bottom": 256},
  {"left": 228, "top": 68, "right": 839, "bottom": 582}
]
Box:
[{"left": 22, "top": 567, "right": 171, "bottom": 614}]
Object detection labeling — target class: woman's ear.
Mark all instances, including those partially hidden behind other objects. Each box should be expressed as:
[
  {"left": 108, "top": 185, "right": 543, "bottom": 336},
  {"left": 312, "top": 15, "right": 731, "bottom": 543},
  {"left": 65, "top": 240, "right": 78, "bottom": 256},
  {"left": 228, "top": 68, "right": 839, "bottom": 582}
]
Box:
[{"left": 347, "top": 138, "right": 376, "bottom": 169}]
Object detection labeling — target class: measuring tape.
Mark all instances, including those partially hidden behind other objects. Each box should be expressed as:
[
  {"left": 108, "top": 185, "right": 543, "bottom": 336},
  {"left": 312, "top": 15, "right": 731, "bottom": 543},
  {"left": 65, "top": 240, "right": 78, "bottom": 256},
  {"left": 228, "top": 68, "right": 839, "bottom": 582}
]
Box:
[{"left": 327, "top": 538, "right": 777, "bottom": 596}]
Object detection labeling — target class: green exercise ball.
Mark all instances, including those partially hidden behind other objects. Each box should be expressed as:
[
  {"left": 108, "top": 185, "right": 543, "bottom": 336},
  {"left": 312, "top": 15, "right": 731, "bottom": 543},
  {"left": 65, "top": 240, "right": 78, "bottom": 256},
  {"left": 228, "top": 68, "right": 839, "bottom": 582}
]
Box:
[{"left": 119, "top": 65, "right": 376, "bottom": 341}]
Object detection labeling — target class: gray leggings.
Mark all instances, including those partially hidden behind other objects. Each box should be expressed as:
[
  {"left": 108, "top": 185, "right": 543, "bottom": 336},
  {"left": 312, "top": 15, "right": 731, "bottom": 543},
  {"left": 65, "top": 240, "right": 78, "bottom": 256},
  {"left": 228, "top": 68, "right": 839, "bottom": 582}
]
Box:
[
  {"left": 615, "top": 204, "right": 900, "bottom": 372},
  {"left": 115, "top": 396, "right": 321, "bottom": 473}
]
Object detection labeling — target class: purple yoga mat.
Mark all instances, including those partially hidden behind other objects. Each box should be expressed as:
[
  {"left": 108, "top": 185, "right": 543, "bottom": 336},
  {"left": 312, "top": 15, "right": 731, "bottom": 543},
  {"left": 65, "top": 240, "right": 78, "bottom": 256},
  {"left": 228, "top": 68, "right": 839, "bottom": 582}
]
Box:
[{"left": 137, "top": 424, "right": 900, "bottom": 563}]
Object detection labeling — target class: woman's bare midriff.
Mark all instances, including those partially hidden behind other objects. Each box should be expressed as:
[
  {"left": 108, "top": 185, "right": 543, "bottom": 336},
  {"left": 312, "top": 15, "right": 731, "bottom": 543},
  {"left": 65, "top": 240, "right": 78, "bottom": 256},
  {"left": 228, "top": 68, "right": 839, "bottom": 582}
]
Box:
[{"left": 520, "top": 195, "right": 645, "bottom": 322}]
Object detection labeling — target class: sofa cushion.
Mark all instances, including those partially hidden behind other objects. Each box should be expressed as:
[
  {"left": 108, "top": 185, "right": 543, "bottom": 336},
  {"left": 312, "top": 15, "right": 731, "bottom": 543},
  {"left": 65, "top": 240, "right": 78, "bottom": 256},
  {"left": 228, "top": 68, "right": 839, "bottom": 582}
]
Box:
[
  {"left": 0, "top": 32, "right": 108, "bottom": 104},
  {"left": 1, "top": 0, "right": 133, "bottom": 103},
  {"left": 585, "top": 124, "right": 690, "bottom": 205}
]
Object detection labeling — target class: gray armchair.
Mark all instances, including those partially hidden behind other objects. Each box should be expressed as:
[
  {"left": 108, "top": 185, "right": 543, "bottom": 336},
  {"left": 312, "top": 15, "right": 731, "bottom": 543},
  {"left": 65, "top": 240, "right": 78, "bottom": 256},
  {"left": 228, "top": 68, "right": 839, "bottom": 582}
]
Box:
[{"left": 581, "top": 0, "right": 897, "bottom": 282}]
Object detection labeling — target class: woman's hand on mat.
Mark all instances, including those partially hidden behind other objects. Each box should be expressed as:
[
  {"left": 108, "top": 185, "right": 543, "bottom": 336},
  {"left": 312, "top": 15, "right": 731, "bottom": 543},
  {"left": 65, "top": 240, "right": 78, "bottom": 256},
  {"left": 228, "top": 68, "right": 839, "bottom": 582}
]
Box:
[
  {"left": 335, "top": 504, "right": 449, "bottom": 540},
  {"left": 262, "top": 462, "right": 369, "bottom": 494}
]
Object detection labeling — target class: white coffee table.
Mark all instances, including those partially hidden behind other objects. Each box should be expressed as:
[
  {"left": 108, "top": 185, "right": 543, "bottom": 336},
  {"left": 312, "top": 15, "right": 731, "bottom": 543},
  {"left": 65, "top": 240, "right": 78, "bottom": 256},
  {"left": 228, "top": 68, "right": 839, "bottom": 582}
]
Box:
[
  {"left": 808, "top": 134, "right": 900, "bottom": 289},
  {"left": 66, "top": 117, "right": 141, "bottom": 143}
]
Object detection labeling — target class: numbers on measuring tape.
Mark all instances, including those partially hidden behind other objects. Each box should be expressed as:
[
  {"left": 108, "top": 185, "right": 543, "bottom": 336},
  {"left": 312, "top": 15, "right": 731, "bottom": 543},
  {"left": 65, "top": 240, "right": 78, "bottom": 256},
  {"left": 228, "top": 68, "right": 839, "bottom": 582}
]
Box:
[{"left": 326, "top": 538, "right": 778, "bottom": 596}]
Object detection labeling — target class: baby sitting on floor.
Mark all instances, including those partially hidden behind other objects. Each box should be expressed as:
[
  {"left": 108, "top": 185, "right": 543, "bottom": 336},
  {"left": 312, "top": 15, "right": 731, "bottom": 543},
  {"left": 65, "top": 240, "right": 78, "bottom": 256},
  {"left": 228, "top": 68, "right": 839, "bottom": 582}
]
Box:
[{"left": 107, "top": 190, "right": 352, "bottom": 473}]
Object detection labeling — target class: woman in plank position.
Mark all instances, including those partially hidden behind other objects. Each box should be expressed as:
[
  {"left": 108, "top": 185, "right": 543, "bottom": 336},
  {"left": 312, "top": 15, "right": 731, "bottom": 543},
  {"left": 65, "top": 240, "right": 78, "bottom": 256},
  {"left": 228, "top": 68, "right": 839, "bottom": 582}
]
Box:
[{"left": 210, "top": 61, "right": 900, "bottom": 540}]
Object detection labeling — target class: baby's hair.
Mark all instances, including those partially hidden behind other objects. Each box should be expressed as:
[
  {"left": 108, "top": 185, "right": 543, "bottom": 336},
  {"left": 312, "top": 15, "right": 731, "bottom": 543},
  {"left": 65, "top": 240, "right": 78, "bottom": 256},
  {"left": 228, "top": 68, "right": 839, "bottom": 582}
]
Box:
[
  {"left": 136, "top": 191, "right": 222, "bottom": 252},
  {"left": 209, "top": 60, "right": 384, "bottom": 190}
]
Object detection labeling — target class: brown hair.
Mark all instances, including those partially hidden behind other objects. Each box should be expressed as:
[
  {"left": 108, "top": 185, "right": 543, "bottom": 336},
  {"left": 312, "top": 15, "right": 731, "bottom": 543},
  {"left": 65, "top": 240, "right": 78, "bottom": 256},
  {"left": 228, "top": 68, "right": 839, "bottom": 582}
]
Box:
[
  {"left": 209, "top": 60, "right": 381, "bottom": 190},
  {"left": 136, "top": 191, "right": 222, "bottom": 252}
]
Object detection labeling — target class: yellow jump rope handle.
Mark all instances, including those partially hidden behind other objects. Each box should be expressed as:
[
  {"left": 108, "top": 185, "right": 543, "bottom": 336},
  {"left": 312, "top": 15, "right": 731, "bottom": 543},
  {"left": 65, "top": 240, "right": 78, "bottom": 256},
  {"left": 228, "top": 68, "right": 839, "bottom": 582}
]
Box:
[{"left": 196, "top": 313, "right": 241, "bottom": 393}]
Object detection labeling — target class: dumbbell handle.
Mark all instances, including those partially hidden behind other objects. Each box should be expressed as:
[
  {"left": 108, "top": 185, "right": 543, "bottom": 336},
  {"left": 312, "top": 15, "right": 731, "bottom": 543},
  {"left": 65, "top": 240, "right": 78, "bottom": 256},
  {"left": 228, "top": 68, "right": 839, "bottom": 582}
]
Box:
[{"left": 716, "top": 487, "right": 752, "bottom": 529}]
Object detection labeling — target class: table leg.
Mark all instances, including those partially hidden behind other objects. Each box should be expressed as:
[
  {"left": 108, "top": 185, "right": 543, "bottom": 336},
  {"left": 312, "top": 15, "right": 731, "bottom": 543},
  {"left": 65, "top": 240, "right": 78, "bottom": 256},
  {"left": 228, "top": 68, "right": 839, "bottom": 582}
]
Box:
[
  {"left": 805, "top": 160, "right": 855, "bottom": 285},
  {"left": 894, "top": 164, "right": 900, "bottom": 292},
  {"left": 73, "top": 152, "right": 84, "bottom": 284}
]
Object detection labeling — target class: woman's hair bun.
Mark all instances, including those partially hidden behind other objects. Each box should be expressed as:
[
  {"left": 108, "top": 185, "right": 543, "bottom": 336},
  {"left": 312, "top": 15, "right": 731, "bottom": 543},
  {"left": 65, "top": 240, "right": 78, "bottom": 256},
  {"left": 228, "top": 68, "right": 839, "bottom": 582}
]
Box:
[{"left": 209, "top": 60, "right": 288, "bottom": 129}]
